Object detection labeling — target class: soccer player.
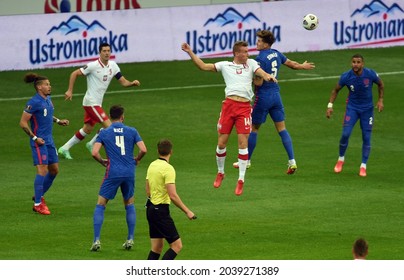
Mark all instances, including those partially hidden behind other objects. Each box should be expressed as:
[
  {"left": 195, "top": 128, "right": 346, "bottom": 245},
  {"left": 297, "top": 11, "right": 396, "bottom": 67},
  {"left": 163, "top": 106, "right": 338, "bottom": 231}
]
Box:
[
  {"left": 326, "top": 54, "right": 384, "bottom": 177},
  {"left": 58, "top": 42, "right": 141, "bottom": 160},
  {"left": 145, "top": 139, "right": 195, "bottom": 260},
  {"left": 233, "top": 30, "right": 315, "bottom": 174},
  {"left": 90, "top": 105, "right": 147, "bottom": 251},
  {"left": 19, "top": 73, "right": 70, "bottom": 215},
  {"left": 352, "top": 238, "right": 368, "bottom": 260},
  {"left": 181, "top": 41, "right": 277, "bottom": 196}
]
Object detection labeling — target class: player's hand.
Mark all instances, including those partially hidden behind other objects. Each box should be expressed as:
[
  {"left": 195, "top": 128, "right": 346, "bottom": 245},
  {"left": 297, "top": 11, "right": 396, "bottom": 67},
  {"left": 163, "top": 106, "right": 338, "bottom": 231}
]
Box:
[
  {"left": 376, "top": 100, "right": 384, "bottom": 112},
  {"left": 132, "top": 80, "right": 140, "bottom": 87},
  {"left": 181, "top": 43, "right": 191, "bottom": 53},
  {"left": 35, "top": 137, "right": 45, "bottom": 146},
  {"left": 64, "top": 90, "right": 73, "bottom": 101},
  {"left": 326, "top": 108, "right": 333, "bottom": 118},
  {"left": 58, "top": 119, "right": 69, "bottom": 126},
  {"left": 303, "top": 61, "right": 315, "bottom": 70},
  {"left": 186, "top": 211, "right": 196, "bottom": 220}
]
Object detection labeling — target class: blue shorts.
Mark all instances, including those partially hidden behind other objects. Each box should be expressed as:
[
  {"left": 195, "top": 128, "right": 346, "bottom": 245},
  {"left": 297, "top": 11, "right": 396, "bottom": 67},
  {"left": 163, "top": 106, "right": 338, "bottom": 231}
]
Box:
[
  {"left": 31, "top": 143, "right": 58, "bottom": 166},
  {"left": 99, "top": 177, "right": 134, "bottom": 200},
  {"left": 344, "top": 106, "right": 373, "bottom": 131},
  {"left": 252, "top": 92, "right": 285, "bottom": 124}
]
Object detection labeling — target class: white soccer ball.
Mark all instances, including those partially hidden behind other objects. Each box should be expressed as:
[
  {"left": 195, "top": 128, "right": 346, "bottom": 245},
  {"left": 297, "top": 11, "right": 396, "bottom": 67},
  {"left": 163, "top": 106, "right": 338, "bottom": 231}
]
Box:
[{"left": 302, "top": 14, "right": 319, "bottom": 30}]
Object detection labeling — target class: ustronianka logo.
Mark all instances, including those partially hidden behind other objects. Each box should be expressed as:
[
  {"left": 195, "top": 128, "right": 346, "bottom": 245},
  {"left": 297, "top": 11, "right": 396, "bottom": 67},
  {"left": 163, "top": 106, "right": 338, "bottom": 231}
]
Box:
[
  {"left": 334, "top": 0, "right": 404, "bottom": 47},
  {"left": 186, "top": 7, "right": 280, "bottom": 57},
  {"left": 29, "top": 15, "right": 128, "bottom": 67}
]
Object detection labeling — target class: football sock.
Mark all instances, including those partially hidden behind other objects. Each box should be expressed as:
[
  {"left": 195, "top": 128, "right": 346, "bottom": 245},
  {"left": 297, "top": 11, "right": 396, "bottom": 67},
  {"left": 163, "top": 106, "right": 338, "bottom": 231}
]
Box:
[
  {"left": 162, "top": 248, "right": 178, "bottom": 260},
  {"left": 89, "top": 128, "right": 103, "bottom": 146},
  {"left": 147, "top": 251, "right": 161, "bottom": 260},
  {"left": 125, "top": 204, "right": 136, "bottom": 240},
  {"left": 338, "top": 156, "right": 345, "bottom": 162},
  {"left": 247, "top": 132, "right": 257, "bottom": 160},
  {"left": 216, "top": 146, "right": 226, "bottom": 174},
  {"left": 93, "top": 204, "right": 106, "bottom": 241},
  {"left": 238, "top": 148, "right": 249, "bottom": 181},
  {"left": 279, "top": 130, "right": 294, "bottom": 160},
  {"left": 63, "top": 129, "right": 88, "bottom": 149},
  {"left": 34, "top": 174, "right": 45, "bottom": 205},
  {"left": 42, "top": 173, "right": 56, "bottom": 195},
  {"left": 362, "top": 130, "right": 371, "bottom": 164}
]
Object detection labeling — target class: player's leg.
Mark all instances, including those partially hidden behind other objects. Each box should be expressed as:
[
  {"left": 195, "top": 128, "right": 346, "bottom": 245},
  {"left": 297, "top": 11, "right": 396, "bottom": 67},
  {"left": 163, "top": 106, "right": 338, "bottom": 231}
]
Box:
[
  {"left": 91, "top": 179, "right": 116, "bottom": 251},
  {"left": 214, "top": 100, "right": 233, "bottom": 188},
  {"left": 122, "top": 180, "right": 136, "bottom": 249},
  {"left": 148, "top": 239, "right": 164, "bottom": 259},
  {"left": 334, "top": 108, "right": 358, "bottom": 173},
  {"left": 86, "top": 118, "right": 112, "bottom": 153},
  {"left": 271, "top": 101, "right": 297, "bottom": 174},
  {"left": 214, "top": 133, "right": 229, "bottom": 188},
  {"left": 43, "top": 145, "right": 59, "bottom": 196},
  {"left": 358, "top": 110, "right": 373, "bottom": 177},
  {"left": 234, "top": 103, "right": 252, "bottom": 195},
  {"left": 31, "top": 145, "right": 50, "bottom": 215}
]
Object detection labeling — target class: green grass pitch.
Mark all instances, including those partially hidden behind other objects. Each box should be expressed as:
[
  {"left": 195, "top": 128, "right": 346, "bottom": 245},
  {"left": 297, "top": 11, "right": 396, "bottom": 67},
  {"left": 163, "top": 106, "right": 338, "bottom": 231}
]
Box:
[{"left": 0, "top": 46, "right": 403, "bottom": 260}]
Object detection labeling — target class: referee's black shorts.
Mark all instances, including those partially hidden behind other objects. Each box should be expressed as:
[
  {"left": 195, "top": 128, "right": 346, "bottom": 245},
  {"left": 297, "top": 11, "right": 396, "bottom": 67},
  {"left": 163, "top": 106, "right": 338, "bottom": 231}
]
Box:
[{"left": 146, "top": 202, "right": 180, "bottom": 244}]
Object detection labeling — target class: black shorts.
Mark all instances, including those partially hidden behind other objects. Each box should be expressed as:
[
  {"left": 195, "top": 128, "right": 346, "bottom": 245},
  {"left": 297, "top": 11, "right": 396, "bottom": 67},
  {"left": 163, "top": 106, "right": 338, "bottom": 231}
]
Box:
[{"left": 146, "top": 201, "right": 180, "bottom": 244}]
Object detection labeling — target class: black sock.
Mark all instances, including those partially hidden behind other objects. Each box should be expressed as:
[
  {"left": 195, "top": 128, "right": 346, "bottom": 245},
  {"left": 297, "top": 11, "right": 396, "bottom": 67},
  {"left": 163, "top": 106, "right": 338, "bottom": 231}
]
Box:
[
  {"left": 162, "top": 248, "right": 177, "bottom": 260},
  {"left": 147, "top": 250, "right": 160, "bottom": 260}
]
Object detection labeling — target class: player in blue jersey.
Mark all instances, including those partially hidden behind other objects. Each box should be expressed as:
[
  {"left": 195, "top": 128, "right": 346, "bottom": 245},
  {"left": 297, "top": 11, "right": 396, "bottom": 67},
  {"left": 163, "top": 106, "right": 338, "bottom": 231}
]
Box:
[
  {"left": 233, "top": 30, "right": 315, "bottom": 174},
  {"left": 326, "top": 54, "right": 384, "bottom": 177},
  {"left": 90, "top": 105, "right": 147, "bottom": 251},
  {"left": 19, "top": 73, "right": 69, "bottom": 215}
]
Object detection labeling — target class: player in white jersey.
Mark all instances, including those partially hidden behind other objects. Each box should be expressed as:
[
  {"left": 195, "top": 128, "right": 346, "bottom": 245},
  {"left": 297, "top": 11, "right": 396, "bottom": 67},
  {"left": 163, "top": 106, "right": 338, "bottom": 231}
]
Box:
[
  {"left": 181, "top": 41, "right": 277, "bottom": 196},
  {"left": 58, "top": 43, "right": 140, "bottom": 160}
]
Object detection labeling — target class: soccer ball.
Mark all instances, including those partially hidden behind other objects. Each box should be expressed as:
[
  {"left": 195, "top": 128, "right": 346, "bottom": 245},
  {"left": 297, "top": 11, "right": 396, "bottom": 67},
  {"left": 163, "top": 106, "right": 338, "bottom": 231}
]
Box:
[{"left": 302, "top": 14, "right": 319, "bottom": 30}]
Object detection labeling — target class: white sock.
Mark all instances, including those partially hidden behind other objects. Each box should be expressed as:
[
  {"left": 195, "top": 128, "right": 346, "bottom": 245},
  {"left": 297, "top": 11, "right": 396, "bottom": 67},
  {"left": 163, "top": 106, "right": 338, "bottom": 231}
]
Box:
[{"left": 216, "top": 146, "right": 226, "bottom": 174}]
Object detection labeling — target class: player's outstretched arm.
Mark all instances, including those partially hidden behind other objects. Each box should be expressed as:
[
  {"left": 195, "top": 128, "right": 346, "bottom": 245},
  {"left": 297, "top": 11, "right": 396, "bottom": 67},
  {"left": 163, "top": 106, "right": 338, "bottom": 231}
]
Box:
[
  {"left": 65, "top": 69, "right": 83, "bottom": 101},
  {"left": 181, "top": 43, "right": 215, "bottom": 72},
  {"left": 285, "top": 59, "right": 315, "bottom": 70}
]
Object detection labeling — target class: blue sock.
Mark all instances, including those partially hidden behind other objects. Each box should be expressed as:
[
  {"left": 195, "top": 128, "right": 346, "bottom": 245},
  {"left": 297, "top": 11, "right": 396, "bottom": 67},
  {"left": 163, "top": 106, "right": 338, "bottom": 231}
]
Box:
[
  {"left": 34, "top": 174, "right": 45, "bottom": 204},
  {"left": 362, "top": 130, "right": 371, "bottom": 164},
  {"left": 93, "top": 204, "right": 106, "bottom": 241},
  {"left": 248, "top": 132, "right": 257, "bottom": 160},
  {"left": 279, "top": 130, "right": 294, "bottom": 160},
  {"left": 42, "top": 173, "right": 56, "bottom": 195},
  {"left": 125, "top": 204, "right": 136, "bottom": 240}
]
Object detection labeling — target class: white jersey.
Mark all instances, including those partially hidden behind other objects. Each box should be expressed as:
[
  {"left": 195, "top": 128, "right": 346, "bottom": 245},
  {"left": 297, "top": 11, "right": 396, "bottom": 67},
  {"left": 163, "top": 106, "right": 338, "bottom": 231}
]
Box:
[
  {"left": 214, "top": 59, "right": 260, "bottom": 101},
  {"left": 80, "top": 59, "right": 121, "bottom": 106}
]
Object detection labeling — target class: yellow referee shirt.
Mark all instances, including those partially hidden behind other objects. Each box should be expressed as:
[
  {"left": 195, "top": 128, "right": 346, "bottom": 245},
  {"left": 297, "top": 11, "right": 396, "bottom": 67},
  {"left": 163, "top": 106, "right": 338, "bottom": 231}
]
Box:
[{"left": 146, "top": 158, "right": 176, "bottom": 205}]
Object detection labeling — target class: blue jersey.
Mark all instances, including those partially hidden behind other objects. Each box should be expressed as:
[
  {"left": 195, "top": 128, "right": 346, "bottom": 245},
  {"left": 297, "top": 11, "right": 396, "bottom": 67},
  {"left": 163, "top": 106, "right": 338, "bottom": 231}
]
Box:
[
  {"left": 24, "top": 93, "right": 55, "bottom": 146},
  {"left": 338, "top": 68, "right": 380, "bottom": 111},
  {"left": 96, "top": 122, "right": 142, "bottom": 178},
  {"left": 255, "top": 48, "right": 287, "bottom": 94}
]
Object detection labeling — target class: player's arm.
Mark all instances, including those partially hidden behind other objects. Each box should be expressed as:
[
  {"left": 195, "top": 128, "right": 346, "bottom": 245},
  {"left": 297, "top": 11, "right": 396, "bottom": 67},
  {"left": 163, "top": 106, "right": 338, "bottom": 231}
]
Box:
[
  {"left": 167, "top": 183, "right": 196, "bottom": 220},
  {"left": 134, "top": 140, "right": 147, "bottom": 165},
  {"left": 65, "top": 69, "right": 83, "bottom": 101},
  {"left": 253, "top": 74, "right": 264, "bottom": 86},
  {"left": 376, "top": 78, "right": 384, "bottom": 112},
  {"left": 284, "top": 59, "right": 315, "bottom": 70},
  {"left": 326, "top": 83, "right": 342, "bottom": 119},
  {"left": 145, "top": 179, "right": 151, "bottom": 198},
  {"left": 118, "top": 75, "right": 140, "bottom": 87},
  {"left": 181, "top": 43, "right": 216, "bottom": 72},
  {"left": 91, "top": 142, "right": 108, "bottom": 167},
  {"left": 255, "top": 68, "right": 277, "bottom": 83},
  {"left": 52, "top": 116, "right": 69, "bottom": 126},
  {"left": 19, "top": 111, "right": 45, "bottom": 145}
]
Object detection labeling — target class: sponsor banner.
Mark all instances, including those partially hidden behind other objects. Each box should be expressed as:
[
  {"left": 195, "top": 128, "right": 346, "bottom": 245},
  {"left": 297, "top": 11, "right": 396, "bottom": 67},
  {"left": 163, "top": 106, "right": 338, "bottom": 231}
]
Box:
[
  {"left": 0, "top": 0, "right": 262, "bottom": 15},
  {"left": 0, "top": 0, "right": 403, "bottom": 71}
]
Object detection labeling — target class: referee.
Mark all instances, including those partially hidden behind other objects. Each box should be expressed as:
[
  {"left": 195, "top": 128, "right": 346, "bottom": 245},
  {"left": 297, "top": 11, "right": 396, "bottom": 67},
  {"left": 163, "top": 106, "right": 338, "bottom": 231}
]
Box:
[{"left": 145, "top": 139, "right": 196, "bottom": 260}]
